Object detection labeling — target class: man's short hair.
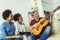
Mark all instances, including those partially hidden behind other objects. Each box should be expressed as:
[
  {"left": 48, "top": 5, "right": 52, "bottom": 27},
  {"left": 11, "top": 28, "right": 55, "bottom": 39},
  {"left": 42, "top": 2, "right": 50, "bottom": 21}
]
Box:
[
  {"left": 30, "top": 11, "right": 38, "bottom": 17},
  {"left": 2, "top": 9, "right": 12, "bottom": 20}
]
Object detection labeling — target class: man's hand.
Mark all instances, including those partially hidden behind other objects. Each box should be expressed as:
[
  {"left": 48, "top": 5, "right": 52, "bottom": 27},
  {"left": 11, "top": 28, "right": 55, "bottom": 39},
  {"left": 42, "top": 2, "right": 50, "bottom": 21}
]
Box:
[
  {"left": 28, "top": 24, "right": 38, "bottom": 30},
  {"left": 32, "top": 24, "right": 38, "bottom": 28},
  {"left": 15, "top": 35, "right": 23, "bottom": 38}
]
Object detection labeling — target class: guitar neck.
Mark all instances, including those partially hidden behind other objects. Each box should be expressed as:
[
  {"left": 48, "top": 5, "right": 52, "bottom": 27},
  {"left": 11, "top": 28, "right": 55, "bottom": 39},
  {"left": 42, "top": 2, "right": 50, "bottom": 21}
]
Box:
[{"left": 43, "top": 15, "right": 50, "bottom": 22}]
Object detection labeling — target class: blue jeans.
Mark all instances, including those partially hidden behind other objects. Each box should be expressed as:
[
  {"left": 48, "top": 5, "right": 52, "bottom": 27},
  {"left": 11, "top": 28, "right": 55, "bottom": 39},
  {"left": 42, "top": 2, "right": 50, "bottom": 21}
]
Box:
[
  {"left": 14, "top": 38, "right": 21, "bottom": 40},
  {"left": 27, "top": 36, "right": 33, "bottom": 40},
  {"left": 32, "top": 26, "right": 51, "bottom": 40}
]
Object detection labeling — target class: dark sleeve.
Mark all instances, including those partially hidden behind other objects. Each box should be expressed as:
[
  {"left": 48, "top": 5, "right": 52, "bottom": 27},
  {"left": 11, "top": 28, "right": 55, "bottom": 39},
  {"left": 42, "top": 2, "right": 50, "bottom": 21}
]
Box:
[
  {"left": 30, "top": 20, "right": 33, "bottom": 26},
  {"left": 30, "top": 20, "right": 36, "bottom": 26}
]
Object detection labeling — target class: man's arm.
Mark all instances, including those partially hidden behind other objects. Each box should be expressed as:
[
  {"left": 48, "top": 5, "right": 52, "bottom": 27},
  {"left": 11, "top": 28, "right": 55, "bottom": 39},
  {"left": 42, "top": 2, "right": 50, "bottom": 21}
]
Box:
[
  {"left": 6, "top": 35, "right": 22, "bottom": 39},
  {"left": 0, "top": 24, "right": 22, "bottom": 39},
  {"left": 50, "top": 12, "right": 54, "bottom": 26},
  {"left": 28, "top": 20, "right": 38, "bottom": 31},
  {"left": 28, "top": 24, "right": 38, "bottom": 31}
]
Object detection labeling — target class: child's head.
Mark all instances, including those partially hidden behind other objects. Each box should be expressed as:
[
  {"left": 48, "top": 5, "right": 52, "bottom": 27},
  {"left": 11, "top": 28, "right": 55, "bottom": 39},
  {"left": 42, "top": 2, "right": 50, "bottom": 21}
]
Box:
[{"left": 14, "top": 13, "right": 23, "bottom": 24}]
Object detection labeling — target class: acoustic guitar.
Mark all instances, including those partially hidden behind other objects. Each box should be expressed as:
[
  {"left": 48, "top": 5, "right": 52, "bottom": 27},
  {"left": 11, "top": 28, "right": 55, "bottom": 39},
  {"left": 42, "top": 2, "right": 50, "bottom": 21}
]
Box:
[{"left": 32, "top": 15, "right": 50, "bottom": 36}]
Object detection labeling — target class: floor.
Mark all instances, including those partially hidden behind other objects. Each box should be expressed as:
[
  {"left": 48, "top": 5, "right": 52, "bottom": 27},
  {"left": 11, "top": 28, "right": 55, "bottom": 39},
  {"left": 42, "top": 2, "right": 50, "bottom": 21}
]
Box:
[{"left": 47, "top": 33, "right": 60, "bottom": 40}]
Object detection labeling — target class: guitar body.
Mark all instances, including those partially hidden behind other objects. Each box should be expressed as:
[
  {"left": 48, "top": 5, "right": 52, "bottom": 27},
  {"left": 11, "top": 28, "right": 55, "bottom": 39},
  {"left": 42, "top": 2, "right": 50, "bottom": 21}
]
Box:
[{"left": 32, "top": 18, "right": 49, "bottom": 35}]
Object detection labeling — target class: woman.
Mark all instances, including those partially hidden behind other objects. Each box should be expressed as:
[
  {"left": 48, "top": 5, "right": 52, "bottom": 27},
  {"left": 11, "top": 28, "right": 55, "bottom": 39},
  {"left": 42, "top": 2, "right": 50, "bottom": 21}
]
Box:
[{"left": 0, "top": 9, "right": 22, "bottom": 40}]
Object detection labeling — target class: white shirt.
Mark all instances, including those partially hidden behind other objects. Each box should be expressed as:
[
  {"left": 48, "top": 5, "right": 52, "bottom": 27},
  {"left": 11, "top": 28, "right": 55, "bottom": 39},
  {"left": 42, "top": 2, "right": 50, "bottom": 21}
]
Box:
[{"left": 14, "top": 22, "right": 26, "bottom": 35}]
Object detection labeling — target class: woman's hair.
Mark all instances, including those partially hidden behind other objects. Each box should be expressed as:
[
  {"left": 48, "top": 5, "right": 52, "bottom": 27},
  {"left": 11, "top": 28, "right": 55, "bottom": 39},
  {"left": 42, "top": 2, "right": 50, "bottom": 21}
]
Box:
[
  {"left": 14, "top": 13, "right": 22, "bottom": 21},
  {"left": 2, "top": 9, "right": 12, "bottom": 20}
]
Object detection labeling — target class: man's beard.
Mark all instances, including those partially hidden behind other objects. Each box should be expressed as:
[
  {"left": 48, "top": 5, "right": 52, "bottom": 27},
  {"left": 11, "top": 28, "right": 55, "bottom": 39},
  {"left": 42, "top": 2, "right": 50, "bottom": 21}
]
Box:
[
  {"left": 35, "top": 16, "right": 39, "bottom": 21},
  {"left": 36, "top": 16, "right": 39, "bottom": 19}
]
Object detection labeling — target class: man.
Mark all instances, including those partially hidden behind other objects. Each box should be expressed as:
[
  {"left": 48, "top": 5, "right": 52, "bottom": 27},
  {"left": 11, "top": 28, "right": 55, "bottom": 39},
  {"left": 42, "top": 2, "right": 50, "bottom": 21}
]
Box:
[
  {"left": 0, "top": 9, "right": 22, "bottom": 40},
  {"left": 29, "top": 10, "right": 51, "bottom": 40}
]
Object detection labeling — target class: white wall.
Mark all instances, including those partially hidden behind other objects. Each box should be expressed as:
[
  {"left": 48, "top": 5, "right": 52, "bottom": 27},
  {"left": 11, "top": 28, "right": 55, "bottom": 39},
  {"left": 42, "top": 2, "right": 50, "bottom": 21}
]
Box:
[
  {"left": 30, "top": 0, "right": 45, "bottom": 17},
  {"left": 0, "top": 0, "right": 44, "bottom": 25},
  {"left": 51, "top": 0, "right": 60, "bottom": 11},
  {"left": 37, "top": 0, "right": 45, "bottom": 17},
  {"left": 42, "top": 0, "right": 52, "bottom": 12},
  {"left": 0, "top": 0, "right": 32, "bottom": 25},
  {"left": 42, "top": 0, "right": 60, "bottom": 12}
]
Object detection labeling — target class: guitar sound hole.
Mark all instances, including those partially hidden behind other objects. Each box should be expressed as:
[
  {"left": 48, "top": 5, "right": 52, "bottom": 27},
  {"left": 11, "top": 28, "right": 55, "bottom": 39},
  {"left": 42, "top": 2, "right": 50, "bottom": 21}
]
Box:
[{"left": 41, "top": 22, "right": 43, "bottom": 25}]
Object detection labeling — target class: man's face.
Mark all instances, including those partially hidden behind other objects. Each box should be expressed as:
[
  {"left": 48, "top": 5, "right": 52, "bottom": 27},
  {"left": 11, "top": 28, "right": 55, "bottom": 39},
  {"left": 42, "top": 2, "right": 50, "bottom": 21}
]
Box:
[
  {"left": 33, "top": 12, "right": 39, "bottom": 19},
  {"left": 7, "top": 13, "right": 13, "bottom": 21}
]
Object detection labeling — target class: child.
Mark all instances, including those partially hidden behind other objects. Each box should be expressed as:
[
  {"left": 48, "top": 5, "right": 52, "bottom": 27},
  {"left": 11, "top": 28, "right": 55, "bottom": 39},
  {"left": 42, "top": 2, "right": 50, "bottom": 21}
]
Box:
[{"left": 14, "top": 13, "right": 32, "bottom": 40}]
